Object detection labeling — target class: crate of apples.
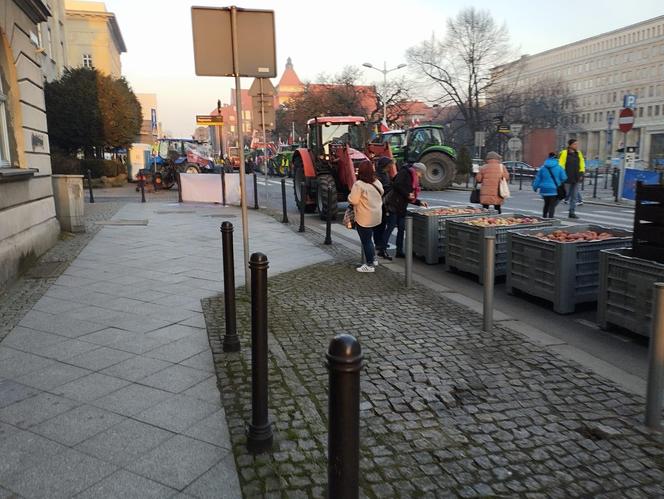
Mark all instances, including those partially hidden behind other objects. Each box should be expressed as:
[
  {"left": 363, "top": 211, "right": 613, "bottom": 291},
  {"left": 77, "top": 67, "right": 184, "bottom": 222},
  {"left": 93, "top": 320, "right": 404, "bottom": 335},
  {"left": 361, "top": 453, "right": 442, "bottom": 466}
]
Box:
[
  {"left": 419, "top": 207, "right": 485, "bottom": 217},
  {"left": 530, "top": 229, "right": 619, "bottom": 243},
  {"left": 464, "top": 216, "right": 543, "bottom": 227}
]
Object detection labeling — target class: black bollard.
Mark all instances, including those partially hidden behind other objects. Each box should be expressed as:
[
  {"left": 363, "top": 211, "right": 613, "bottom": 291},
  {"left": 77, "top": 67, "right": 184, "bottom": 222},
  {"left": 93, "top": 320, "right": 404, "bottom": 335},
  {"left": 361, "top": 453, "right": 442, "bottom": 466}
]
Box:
[
  {"left": 280, "top": 178, "right": 289, "bottom": 224},
  {"left": 221, "top": 169, "right": 227, "bottom": 207},
  {"left": 140, "top": 172, "right": 146, "bottom": 203},
  {"left": 519, "top": 164, "right": 523, "bottom": 191},
  {"left": 581, "top": 174, "right": 585, "bottom": 191},
  {"left": 593, "top": 169, "right": 598, "bottom": 198},
  {"left": 86, "top": 169, "right": 94, "bottom": 203},
  {"left": 221, "top": 222, "right": 240, "bottom": 352},
  {"left": 324, "top": 186, "right": 333, "bottom": 245},
  {"left": 465, "top": 173, "right": 469, "bottom": 189},
  {"left": 327, "top": 334, "right": 362, "bottom": 499},
  {"left": 246, "top": 252, "right": 273, "bottom": 454},
  {"left": 613, "top": 168, "right": 619, "bottom": 202},
  {"left": 604, "top": 166, "right": 609, "bottom": 189},
  {"left": 253, "top": 172, "right": 259, "bottom": 209},
  {"left": 298, "top": 181, "right": 305, "bottom": 233},
  {"left": 176, "top": 172, "right": 183, "bottom": 203}
]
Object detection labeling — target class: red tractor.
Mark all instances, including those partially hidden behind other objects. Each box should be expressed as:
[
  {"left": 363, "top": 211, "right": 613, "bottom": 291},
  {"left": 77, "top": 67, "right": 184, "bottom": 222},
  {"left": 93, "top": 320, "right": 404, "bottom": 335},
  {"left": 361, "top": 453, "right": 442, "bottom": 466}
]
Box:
[{"left": 292, "top": 116, "right": 392, "bottom": 220}]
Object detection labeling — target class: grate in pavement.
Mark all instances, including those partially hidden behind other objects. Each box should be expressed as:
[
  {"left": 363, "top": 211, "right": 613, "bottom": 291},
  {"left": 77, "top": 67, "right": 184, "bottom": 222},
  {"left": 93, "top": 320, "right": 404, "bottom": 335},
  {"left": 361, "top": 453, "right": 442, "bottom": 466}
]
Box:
[
  {"left": 202, "top": 214, "right": 237, "bottom": 218},
  {"left": 154, "top": 210, "right": 196, "bottom": 214},
  {"left": 23, "top": 261, "right": 68, "bottom": 279},
  {"left": 95, "top": 219, "right": 148, "bottom": 226}
]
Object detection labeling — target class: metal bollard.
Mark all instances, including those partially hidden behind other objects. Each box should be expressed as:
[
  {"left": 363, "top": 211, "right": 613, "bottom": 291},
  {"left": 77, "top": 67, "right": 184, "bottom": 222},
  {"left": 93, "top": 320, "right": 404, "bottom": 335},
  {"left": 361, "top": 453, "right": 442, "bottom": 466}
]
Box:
[
  {"left": 176, "top": 172, "right": 183, "bottom": 203},
  {"left": 253, "top": 172, "right": 259, "bottom": 209},
  {"left": 614, "top": 168, "right": 619, "bottom": 202},
  {"left": 280, "top": 178, "right": 289, "bottom": 224},
  {"left": 327, "top": 333, "right": 362, "bottom": 499},
  {"left": 593, "top": 169, "right": 598, "bottom": 198},
  {"left": 405, "top": 215, "right": 413, "bottom": 288},
  {"left": 483, "top": 235, "right": 495, "bottom": 332},
  {"left": 324, "top": 186, "right": 333, "bottom": 245},
  {"left": 298, "top": 182, "right": 305, "bottom": 233},
  {"left": 466, "top": 173, "right": 469, "bottom": 189},
  {"left": 519, "top": 164, "right": 523, "bottom": 191},
  {"left": 86, "top": 169, "right": 94, "bottom": 203},
  {"left": 604, "top": 167, "right": 609, "bottom": 189},
  {"left": 140, "top": 173, "right": 146, "bottom": 203},
  {"left": 246, "top": 252, "right": 273, "bottom": 453},
  {"left": 645, "top": 283, "right": 664, "bottom": 430},
  {"left": 221, "top": 169, "right": 227, "bottom": 206},
  {"left": 581, "top": 174, "right": 585, "bottom": 191},
  {"left": 220, "top": 222, "right": 240, "bottom": 352}
]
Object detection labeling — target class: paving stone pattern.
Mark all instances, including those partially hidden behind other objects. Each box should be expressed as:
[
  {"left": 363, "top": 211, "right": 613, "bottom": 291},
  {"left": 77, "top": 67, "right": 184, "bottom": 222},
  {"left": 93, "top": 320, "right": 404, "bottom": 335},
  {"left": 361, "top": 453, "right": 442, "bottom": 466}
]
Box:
[
  {"left": 0, "top": 202, "right": 123, "bottom": 342},
  {"left": 204, "top": 229, "right": 664, "bottom": 497}
]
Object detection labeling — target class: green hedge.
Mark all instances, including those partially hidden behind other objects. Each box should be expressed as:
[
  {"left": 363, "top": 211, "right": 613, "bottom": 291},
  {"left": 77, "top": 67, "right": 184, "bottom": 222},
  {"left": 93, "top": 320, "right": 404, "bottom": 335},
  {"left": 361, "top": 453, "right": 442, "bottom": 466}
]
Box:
[
  {"left": 50, "top": 154, "right": 81, "bottom": 175},
  {"left": 50, "top": 154, "right": 127, "bottom": 178}
]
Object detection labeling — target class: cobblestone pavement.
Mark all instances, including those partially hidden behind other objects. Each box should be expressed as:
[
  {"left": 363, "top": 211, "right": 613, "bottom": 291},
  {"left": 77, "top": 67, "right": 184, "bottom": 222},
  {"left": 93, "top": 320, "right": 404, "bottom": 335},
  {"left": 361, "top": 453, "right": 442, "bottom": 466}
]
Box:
[
  {"left": 203, "top": 227, "right": 664, "bottom": 498},
  {"left": 0, "top": 201, "right": 123, "bottom": 342}
]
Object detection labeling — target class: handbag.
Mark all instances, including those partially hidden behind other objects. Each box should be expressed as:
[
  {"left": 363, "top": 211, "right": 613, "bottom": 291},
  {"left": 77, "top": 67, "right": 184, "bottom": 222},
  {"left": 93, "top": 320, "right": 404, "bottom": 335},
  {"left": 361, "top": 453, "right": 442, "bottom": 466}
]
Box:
[
  {"left": 498, "top": 166, "right": 510, "bottom": 199},
  {"left": 470, "top": 186, "right": 480, "bottom": 204},
  {"left": 343, "top": 205, "right": 355, "bottom": 229},
  {"left": 544, "top": 166, "right": 566, "bottom": 200}
]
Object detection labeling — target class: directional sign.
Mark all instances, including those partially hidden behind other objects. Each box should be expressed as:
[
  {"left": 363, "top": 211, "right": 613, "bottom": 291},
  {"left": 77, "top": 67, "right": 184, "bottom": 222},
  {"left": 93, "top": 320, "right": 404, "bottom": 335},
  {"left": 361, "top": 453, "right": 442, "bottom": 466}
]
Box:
[
  {"left": 509, "top": 124, "right": 523, "bottom": 136},
  {"left": 474, "top": 131, "right": 485, "bottom": 147},
  {"left": 196, "top": 115, "right": 224, "bottom": 126},
  {"left": 507, "top": 137, "right": 522, "bottom": 152},
  {"left": 498, "top": 126, "right": 511, "bottom": 134},
  {"left": 618, "top": 108, "right": 634, "bottom": 133}
]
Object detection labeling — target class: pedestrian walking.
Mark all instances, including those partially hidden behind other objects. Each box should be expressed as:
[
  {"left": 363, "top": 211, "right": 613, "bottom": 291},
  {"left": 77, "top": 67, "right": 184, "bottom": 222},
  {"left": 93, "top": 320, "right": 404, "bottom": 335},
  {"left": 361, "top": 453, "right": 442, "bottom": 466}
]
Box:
[
  {"left": 558, "top": 138, "right": 586, "bottom": 218},
  {"left": 475, "top": 151, "right": 509, "bottom": 213},
  {"left": 374, "top": 156, "right": 394, "bottom": 260},
  {"left": 533, "top": 153, "right": 568, "bottom": 218},
  {"left": 383, "top": 162, "right": 428, "bottom": 258},
  {"left": 348, "top": 160, "right": 384, "bottom": 273}
]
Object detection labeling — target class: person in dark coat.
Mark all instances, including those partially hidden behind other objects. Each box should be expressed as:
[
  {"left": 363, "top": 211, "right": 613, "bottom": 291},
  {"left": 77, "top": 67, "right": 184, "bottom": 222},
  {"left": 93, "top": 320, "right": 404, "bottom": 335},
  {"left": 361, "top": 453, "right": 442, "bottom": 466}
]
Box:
[
  {"left": 383, "top": 162, "right": 428, "bottom": 258},
  {"left": 558, "top": 138, "right": 586, "bottom": 219},
  {"left": 374, "top": 156, "right": 394, "bottom": 259}
]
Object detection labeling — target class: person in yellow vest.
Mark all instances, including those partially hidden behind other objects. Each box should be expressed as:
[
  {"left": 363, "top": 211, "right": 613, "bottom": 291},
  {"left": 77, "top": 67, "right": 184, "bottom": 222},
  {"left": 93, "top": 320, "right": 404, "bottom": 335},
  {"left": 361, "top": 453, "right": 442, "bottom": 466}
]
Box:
[{"left": 558, "top": 139, "right": 585, "bottom": 219}]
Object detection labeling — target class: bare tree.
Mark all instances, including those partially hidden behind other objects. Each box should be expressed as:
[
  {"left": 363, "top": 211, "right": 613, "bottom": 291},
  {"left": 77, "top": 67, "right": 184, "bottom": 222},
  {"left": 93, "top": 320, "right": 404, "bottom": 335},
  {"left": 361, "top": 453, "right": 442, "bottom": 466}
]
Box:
[{"left": 407, "top": 8, "right": 512, "bottom": 141}]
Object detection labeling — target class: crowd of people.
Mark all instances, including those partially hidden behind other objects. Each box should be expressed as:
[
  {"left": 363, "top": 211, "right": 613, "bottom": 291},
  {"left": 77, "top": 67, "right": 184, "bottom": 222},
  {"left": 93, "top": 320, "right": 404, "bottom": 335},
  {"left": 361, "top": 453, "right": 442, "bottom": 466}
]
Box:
[{"left": 347, "top": 139, "right": 587, "bottom": 273}]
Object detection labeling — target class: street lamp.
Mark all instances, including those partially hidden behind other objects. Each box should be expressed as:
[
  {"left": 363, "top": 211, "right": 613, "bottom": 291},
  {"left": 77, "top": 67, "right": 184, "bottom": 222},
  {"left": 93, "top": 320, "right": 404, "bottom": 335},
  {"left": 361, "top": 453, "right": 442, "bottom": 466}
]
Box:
[{"left": 363, "top": 61, "right": 407, "bottom": 127}]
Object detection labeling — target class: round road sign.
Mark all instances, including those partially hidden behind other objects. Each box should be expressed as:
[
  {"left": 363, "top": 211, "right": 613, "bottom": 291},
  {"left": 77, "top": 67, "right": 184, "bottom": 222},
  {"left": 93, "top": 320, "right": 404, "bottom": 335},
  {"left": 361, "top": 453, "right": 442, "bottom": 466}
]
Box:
[
  {"left": 507, "top": 137, "right": 522, "bottom": 152},
  {"left": 618, "top": 108, "right": 634, "bottom": 133}
]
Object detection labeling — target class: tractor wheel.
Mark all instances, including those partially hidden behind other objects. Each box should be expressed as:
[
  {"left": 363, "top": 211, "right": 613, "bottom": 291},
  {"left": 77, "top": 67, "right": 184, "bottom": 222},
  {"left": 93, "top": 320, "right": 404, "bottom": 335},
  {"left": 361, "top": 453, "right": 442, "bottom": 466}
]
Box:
[
  {"left": 419, "top": 152, "right": 457, "bottom": 190},
  {"left": 184, "top": 164, "right": 200, "bottom": 174},
  {"left": 293, "top": 157, "right": 316, "bottom": 213},
  {"left": 316, "top": 174, "right": 338, "bottom": 221}
]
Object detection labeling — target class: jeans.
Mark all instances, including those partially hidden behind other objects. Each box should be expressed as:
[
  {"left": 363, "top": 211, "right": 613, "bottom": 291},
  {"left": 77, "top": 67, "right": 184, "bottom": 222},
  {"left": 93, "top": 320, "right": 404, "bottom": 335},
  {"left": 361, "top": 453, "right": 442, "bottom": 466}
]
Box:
[
  {"left": 567, "top": 182, "right": 579, "bottom": 214},
  {"left": 542, "top": 196, "right": 558, "bottom": 218},
  {"left": 374, "top": 217, "right": 386, "bottom": 251},
  {"left": 383, "top": 212, "right": 405, "bottom": 254},
  {"left": 356, "top": 224, "right": 376, "bottom": 264},
  {"left": 565, "top": 184, "right": 582, "bottom": 203}
]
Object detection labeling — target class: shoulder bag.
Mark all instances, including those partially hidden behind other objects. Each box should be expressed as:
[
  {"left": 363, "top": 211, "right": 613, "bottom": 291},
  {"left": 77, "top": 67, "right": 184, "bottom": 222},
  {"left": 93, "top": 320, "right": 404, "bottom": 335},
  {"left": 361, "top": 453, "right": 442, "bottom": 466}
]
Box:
[
  {"left": 470, "top": 182, "right": 481, "bottom": 204},
  {"left": 498, "top": 165, "right": 511, "bottom": 199},
  {"left": 545, "top": 167, "right": 566, "bottom": 200}
]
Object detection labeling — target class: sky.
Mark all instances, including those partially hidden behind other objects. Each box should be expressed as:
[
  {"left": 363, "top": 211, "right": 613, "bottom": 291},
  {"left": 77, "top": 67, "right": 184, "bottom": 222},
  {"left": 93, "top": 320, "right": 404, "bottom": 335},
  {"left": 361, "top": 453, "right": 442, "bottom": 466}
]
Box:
[{"left": 101, "top": 0, "right": 664, "bottom": 137}]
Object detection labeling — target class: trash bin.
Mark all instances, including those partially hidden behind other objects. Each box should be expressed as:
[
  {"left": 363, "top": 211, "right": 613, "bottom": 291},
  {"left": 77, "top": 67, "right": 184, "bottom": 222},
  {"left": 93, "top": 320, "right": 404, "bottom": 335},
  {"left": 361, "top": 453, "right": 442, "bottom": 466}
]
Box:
[{"left": 51, "top": 174, "right": 85, "bottom": 233}]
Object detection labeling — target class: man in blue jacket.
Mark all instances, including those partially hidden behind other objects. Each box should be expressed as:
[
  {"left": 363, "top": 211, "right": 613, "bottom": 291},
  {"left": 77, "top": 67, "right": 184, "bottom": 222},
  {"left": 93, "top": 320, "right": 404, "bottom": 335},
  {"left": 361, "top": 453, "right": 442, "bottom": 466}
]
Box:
[{"left": 558, "top": 139, "right": 585, "bottom": 219}]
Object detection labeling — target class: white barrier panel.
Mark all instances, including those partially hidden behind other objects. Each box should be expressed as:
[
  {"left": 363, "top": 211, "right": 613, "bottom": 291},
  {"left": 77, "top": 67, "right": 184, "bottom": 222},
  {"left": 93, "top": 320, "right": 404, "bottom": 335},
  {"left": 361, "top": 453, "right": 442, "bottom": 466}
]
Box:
[{"left": 179, "top": 173, "right": 256, "bottom": 206}]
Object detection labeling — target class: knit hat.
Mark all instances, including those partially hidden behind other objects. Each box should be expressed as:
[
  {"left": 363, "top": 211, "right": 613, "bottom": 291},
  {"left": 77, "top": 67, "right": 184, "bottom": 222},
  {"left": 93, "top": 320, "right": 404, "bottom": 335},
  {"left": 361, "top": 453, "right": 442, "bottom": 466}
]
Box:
[
  {"left": 412, "top": 162, "right": 427, "bottom": 174},
  {"left": 485, "top": 151, "right": 502, "bottom": 161},
  {"left": 375, "top": 156, "right": 394, "bottom": 170}
]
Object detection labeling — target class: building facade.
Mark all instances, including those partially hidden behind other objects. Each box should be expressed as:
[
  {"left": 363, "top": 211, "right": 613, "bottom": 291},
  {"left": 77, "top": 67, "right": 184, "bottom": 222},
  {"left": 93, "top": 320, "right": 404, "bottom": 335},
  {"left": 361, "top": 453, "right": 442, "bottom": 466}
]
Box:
[
  {"left": 0, "top": 0, "right": 64, "bottom": 290},
  {"left": 494, "top": 15, "right": 664, "bottom": 165},
  {"left": 64, "top": 0, "right": 125, "bottom": 77}
]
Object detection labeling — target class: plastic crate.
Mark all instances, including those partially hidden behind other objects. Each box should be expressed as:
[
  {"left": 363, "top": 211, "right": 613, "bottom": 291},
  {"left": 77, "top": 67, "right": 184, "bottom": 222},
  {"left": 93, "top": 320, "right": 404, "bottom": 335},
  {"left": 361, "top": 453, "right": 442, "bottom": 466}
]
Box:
[
  {"left": 409, "top": 206, "right": 488, "bottom": 264},
  {"left": 506, "top": 225, "right": 632, "bottom": 314},
  {"left": 598, "top": 248, "right": 664, "bottom": 337},
  {"left": 445, "top": 214, "right": 559, "bottom": 284},
  {"left": 632, "top": 183, "right": 664, "bottom": 263}
]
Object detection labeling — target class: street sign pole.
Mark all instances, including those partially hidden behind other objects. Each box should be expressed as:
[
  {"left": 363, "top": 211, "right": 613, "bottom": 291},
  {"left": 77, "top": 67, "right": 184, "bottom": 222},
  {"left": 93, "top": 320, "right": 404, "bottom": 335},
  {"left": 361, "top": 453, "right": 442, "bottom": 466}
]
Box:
[
  {"left": 260, "top": 78, "right": 268, "bottom": 189},
  {"left": 617, "top": 108, "right": 635, "bottom": 203},
  {"left": 230, "top": 6, "right": 250, "bottom": 290}
]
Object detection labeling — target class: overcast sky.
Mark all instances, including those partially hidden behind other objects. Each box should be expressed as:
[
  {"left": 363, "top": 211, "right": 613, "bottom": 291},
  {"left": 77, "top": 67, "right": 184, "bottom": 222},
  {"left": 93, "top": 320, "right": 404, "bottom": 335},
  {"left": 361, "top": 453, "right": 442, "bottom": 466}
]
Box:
[{"left": 102, "top": 0, "right": 664, "bottom": 137}]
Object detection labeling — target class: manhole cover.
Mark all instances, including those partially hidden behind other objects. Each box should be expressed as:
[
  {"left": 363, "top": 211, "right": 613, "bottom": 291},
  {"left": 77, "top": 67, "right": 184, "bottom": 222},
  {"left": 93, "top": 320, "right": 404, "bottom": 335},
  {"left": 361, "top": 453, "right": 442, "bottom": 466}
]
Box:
[
  {"left": 203, "top": 214, "right": 237, "bottom": 218},
  {"left": 95, "top": 220, "right": 148, "bottom": 226},
  {"left": 24, "top": 261, "right": 68, "bottom": 279},
  {"left": 155, "top": 210, "right": 196, "bottom": 214}
]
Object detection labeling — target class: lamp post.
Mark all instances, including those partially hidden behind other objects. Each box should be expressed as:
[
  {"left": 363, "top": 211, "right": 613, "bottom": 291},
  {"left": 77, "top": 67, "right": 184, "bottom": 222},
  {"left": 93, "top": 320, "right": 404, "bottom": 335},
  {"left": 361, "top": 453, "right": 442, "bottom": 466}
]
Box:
[{"left": 362, "top": 61, "right": 407, "bottom": 127}]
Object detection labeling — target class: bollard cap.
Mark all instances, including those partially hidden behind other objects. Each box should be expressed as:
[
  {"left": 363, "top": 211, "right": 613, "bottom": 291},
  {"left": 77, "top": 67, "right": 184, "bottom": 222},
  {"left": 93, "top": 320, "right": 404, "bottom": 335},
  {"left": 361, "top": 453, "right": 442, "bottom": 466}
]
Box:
[
  {"left": 249, "top": 252, "right": 269, "bottom": 268},
  {"left": 221, "top": 221, "right": 234, "bottom": 232},
  {"left": 326, "top": 334, "right": 363, "bottom": 372}
]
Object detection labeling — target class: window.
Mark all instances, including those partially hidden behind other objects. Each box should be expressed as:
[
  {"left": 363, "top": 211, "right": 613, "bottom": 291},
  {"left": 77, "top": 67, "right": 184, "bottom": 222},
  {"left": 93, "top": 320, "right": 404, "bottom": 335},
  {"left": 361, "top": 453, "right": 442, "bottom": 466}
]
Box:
[
  {"left": 639, "top": 107, "right": 644, "bottom": 118},
  {"left": 647, "top": 106, "right": 652, "bottom": 117},
  {"left": 46, "top": 27, "right": 53, "bottom": 58},
  {"left": 655, "top": 105, "right": 660, "bottom": 116},
  {"left": 82, "top": 54, "right": 92, "bottom": 68},
  {"left": 0, "top": 76, "right": 10, "bottom": 167}
]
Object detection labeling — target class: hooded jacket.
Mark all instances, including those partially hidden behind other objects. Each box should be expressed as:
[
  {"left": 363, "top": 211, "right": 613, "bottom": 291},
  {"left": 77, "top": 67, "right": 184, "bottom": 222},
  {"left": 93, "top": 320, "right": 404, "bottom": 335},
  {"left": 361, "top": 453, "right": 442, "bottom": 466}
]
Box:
[{"left": 533, "top": 158, "right": 568, "bottom": 197}]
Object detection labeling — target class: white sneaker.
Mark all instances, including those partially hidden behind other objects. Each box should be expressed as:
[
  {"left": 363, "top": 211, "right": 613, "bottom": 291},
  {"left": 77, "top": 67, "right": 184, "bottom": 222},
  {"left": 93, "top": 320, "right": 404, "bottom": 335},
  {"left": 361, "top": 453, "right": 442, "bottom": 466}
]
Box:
[
  {"left": 577, "top": 201, "right": 584, "bottom": 206},
  {"left": 372, "top": 260, "right": 379, "bottom": 267},
  {"left": 356, "top": 264, "right": 375, "bottom": 273}
]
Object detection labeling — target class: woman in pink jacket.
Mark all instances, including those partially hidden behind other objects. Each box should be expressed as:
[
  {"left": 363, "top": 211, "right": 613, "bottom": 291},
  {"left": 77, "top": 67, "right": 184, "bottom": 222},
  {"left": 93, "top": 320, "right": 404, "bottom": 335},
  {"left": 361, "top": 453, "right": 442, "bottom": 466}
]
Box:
[{"left": 475, "top": 151, "right": 509, "bottom": 213}]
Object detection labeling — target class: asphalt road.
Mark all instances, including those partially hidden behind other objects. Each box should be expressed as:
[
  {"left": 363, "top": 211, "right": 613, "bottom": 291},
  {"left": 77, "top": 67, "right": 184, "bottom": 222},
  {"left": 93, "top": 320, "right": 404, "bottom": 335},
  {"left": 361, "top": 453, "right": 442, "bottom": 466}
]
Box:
[{"left": 255, "top": 174, "right": 648, "bottom": 391}]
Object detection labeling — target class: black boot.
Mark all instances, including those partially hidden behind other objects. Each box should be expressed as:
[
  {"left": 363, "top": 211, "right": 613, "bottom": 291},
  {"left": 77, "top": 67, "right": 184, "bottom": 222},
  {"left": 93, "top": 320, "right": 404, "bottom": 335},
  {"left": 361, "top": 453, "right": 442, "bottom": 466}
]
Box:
[{"left": 377, "top": 250, "right": 393, "bottom": 261}]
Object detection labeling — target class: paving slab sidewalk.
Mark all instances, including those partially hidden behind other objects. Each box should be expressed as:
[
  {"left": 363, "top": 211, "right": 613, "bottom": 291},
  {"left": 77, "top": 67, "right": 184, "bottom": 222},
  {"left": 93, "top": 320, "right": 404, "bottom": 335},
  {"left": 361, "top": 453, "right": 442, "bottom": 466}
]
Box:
[
  {"left": 0, "top": 197, "right": 331, "bottom": 498},
  {"left": 203, "top": 223, "right": 664, "bottom": 497}
]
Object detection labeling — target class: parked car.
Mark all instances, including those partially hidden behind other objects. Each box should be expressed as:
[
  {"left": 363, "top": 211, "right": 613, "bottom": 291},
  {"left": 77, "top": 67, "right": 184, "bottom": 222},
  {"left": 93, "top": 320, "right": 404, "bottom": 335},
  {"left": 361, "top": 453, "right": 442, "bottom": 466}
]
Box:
[{"left": 503, "top": 160, "right": 538, "bottom": 178}]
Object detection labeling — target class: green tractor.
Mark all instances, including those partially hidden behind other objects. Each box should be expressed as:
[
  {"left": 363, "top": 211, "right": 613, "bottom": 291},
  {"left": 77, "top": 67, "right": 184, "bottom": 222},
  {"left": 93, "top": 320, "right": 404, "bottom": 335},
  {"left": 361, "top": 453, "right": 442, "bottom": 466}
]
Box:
[{"left": 379, "top": 125, "right": 457, "bottom": 190}]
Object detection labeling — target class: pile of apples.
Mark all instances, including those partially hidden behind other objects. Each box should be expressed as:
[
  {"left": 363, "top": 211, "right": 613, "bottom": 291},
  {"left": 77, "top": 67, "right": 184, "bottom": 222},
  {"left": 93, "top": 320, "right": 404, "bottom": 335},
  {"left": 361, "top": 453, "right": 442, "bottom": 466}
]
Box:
[
  {"left": 529, "top": 229, "right": 619, "bottom": 243},
  {"left": 420, "top": 207, "right": 485, "bottom": 217},
  {"left": 463, "top": 216, "right": 543, "bottom": 227}
]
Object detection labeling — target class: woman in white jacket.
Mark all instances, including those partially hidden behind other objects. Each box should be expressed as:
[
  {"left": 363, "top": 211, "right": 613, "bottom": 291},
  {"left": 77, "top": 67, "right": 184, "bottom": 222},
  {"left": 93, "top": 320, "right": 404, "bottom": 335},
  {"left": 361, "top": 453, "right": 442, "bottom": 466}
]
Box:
[{"left": 348, "top": 160, "right": 384, "bottom": 273}]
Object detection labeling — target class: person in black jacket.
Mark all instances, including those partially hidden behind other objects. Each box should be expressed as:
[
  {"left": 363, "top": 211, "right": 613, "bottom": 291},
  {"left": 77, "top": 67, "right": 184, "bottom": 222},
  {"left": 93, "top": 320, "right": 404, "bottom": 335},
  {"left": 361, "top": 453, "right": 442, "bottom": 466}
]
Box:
[
  {"left": 374, "top": 156, "right": 394, "bottom": 259},
  {"left": 382, "top": 162, "right": 428, "bottom": 258}
]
